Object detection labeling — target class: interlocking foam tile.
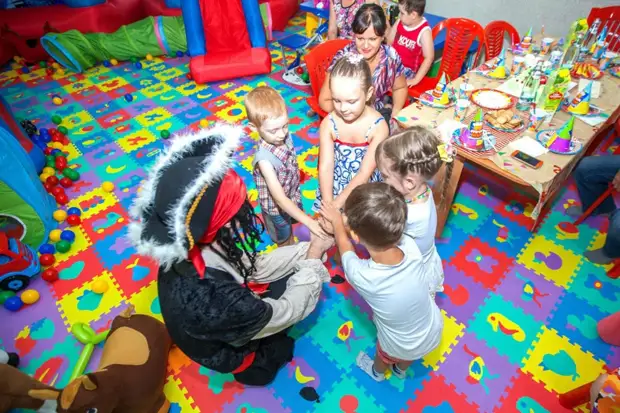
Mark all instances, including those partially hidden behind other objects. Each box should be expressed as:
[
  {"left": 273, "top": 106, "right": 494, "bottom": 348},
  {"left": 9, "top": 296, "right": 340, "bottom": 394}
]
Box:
[
  {"left": 93, "top": 227, "right": 135, "bottom": 269},
  {"left": 494, "top": 191, "right": 537, "bottom": 228},
  {"left": 128, "top": 280, "right": 162, "bottom": 321},
  {"left": 567, "top": 260, "right": 620, "bottom": 314},
  {"left": 435, "top": 224, "right": 469, "bottom": 259},
  {"left": 496, "top": 371, "right": 574, "bottom": 412},
  {"left": 449, "top": 192, "right": 493, "bottom": 235},
  {"left": 22, "top": 334, "right": 82, "bottom": 388},
  {"left": 436, "top": 264, "right": 489, "bottom": 325},
  {"left": 57, "top": 271, "right": 125, "bottom": 330},
  {"left": 451, "top": 237, "right": 512, "bottom": 289},
  {"left": 164, "top": 376, "right": 201, "bottom": 413},
  {"left": 68, "top": 169, "right": 105, "bottom": 197},
  {"left": 481, "top": 215, "right": 531, "bottom": 257},
  {"left": 112, "top": 255, "right": 159, "bottom": 299},
  {"left": 405, "top": 373, "right": 479, "bottom": 412},
  {"left": 315, "top": 374, "right": 385, "bottom": 413},
  {"left": 50, "top": 248, "right": 106, "bottom": 299},
  {"left": 223, "top": 387, "right": 291, "bottom": 413},
  {"left": 175, "top": 362, "right": 244, "bottom": 412},
  {"left": 52, "top": 226, "right": 92, "bottom": 266},
  {"left": 493, "top": 263, "right": 564, "bottom": 323},
  {"left": 288, "top": 285, "right": 342, "bottom": 340},
  {"left": 436, "top": 332, "right": 518, "bottom": 413},
  {"left": 548, "top": 291, "right": 615, "bottom": 363},
  {"left": 468, "top": 292, "right": 543, "bottom": 364},
  {"left": 521, "top": 326, "right": 606, "bottom": 394},
  {"left": 517, "top": 234, "right": 583, "bottom": 288},
  {"left": 81, "top": 203, "right": 128, "bottom": 243},
  {"left": 537, "top": 210, "right": 599, "bottom": 255},
  {"left": 67, "top": 186, "right": 118, "bottom": 220},
  {"left": 422, "top": 310, "right": 465, "bottom": 371}
]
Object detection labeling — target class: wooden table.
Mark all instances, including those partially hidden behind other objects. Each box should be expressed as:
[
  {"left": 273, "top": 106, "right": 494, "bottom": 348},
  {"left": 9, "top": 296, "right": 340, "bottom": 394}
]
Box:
[{"left": 397, "top": 53, "right": 620, "bottom": 235}]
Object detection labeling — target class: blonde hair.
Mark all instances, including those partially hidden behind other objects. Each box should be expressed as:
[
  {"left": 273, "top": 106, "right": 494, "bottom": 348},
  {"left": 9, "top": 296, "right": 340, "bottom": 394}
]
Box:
[
  {"left": 330, "top": 54, "right": 375, "bottom": 105},
  {"left": 376, "top": 126, "right": 454, "bottom": 206},
  {"left": 244, "top": 86, "right": 287, "bottom": 127}
]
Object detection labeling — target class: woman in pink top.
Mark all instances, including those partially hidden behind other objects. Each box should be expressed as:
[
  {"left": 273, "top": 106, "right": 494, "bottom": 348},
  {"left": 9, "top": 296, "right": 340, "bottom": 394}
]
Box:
[{"left": 328, "top": 0, "right": 379, "bottom": 40}]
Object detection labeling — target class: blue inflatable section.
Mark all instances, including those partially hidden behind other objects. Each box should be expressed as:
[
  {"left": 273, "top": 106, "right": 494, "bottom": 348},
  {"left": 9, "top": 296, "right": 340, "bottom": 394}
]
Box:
[
  {"left": 240, "top": 0, "right": 266, "bottom": 48},
  {"left": 0, "top": 96, "right": 45, "bottom": 173},
  {"left": 182, "top": 0, "right": 206, "bottom": 56},
  {"left": 0, "top": 122, "right": 55, "bottom": 248}
]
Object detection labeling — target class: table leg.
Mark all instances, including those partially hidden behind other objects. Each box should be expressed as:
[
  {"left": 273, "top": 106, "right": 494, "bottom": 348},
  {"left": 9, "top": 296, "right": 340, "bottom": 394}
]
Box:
[{"left": 434, "top": 158, "right": 464, "bottom": 238}]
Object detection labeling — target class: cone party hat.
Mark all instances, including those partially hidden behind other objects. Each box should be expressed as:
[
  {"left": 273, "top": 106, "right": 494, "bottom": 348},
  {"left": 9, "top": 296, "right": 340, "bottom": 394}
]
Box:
[
  {"left": 488, "top": 48, "right": 507, "bottom": 78},
  {"left": 546, "top": 116, "right": 575, "bottom": 152},
  {"left": 567, "top": 81, "right": 592, "bottom": 115}
]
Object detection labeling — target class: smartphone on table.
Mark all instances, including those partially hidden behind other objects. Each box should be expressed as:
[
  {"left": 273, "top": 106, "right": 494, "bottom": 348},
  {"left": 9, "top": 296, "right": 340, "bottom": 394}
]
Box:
[{"left": 511, "top": 150, "right": 543, "bottom": 169}]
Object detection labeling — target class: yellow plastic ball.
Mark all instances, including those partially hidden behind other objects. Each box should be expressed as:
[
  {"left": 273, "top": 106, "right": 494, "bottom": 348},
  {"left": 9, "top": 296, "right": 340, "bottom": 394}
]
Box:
[
  {"left": 50, "top": 142, "right": 64, "bottom": 149},
  {"left": 110, "top": 59, "right": 118, "bottom": 66},
  {"left": 101, "top": 181, "right": 115, "bottom": 192},
  {"left": 56, "top": 69, "right": 65, "bottom": 76},
  {"left": 53, "top": 210, "right": 67, "bottom": 222},
  {"left": 43, "top": 167, "right": 55, "bottom": 175},
  {"left": 39, "top": 173, "right": 52, "bottom": 183},
  {"left": 91, "top": 279, "right": 109, "bottom": 294},
  {"left": 49, "top": 229, "right": 62, "bottom": 242},
  {"left": 52, "top": 97, "right": 63, "bottom": 106},
  {"left": 145, "top": 54, "right": 153, "bottom": 61},
  {"left": 199, "top": 119, "right": 209, "bottom": 128},
  {"left": 20, "top": 289, "right": 40, "bottom": 305},
  {"left": 52, "top": 62, "right": 60, "bottom": 69}
]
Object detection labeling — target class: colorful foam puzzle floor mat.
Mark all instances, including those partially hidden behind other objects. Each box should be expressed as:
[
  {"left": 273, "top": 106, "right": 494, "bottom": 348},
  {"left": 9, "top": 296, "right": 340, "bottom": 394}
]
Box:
[{"left": 1, "top": 15, "right": 619, "bottom": 413}]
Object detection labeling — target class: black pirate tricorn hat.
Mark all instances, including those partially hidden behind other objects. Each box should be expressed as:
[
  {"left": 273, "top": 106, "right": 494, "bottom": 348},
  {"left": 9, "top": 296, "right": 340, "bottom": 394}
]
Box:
[{"left": 128, "top": 124, "right": 244, "bottom": 269}]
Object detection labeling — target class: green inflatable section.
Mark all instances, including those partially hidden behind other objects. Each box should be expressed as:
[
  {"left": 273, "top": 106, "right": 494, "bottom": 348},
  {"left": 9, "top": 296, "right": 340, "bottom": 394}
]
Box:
[
  {"left": 40, "top": 16, "right": 186, "bottom": 73},
  {"left": 0, "top": 181, "right": 46, "bottom": 248}
]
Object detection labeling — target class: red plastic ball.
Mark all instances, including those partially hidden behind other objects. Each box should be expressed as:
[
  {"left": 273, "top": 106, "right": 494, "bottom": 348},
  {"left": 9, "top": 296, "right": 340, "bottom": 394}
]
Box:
[
  {"left": 44, "top": 147, "right": 54, "bottom": 155},
  {"left": 66, "top": 215, "right": 81, "bottom": 226},
  {"left": 43, "top": 183, "right": 54, "bottom": 193},
  {"left": 39, "top": 254, "right": 56, "bottom": 267},
  {"left": 55, "top": 158, "right": 68, "bottom": 170},
  {"left": 51, "top": 186, "right": 65, "bottom": 196},
  {"left": 51, "top": 135, "right": 63, "bottom": 143},
  {"left": 45, "top": 175, "right": 59, "bottom": 187},
  {"left": 186, "top": 73, "right": 192, "bottom": 80},
  {"left": 55, "top": 193, "right": 69, "bottom": 205},
  {"left": 41, "top": 268, "right": 59, "bottom": 283},
  {"left": 46, "top": 68, "right": 54, "bottom": 76},
  {"left": 59, "top": 177, "right": 73, "bottom": 188},
  {"left": 296, "top": 66, "right": 304, "bottom": 75}
]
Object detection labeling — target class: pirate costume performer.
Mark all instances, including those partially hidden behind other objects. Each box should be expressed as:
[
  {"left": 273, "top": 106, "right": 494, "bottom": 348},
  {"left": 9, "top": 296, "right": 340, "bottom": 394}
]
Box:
[{"left": 128, "top": 125, "right": 330, "bottom": 386}]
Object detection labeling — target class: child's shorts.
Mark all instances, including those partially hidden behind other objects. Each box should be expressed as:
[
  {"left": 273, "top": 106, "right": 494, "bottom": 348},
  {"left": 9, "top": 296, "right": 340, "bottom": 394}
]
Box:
[
  {"left": 403, "top": 66, "right": 416, "bottom": 80},
  {"left": 376, "top": 341, "right": 411, "bottom": 365},
  {"left": 262, "top": 212, "right": 292, "bottom": 243}
]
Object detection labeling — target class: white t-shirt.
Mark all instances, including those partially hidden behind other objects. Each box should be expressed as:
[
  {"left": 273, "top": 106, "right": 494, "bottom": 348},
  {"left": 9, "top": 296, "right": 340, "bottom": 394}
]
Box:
[
  {"left": 341, "top": 235, "right": 443, "bottom": 360},
  {"left": 405, "top": 194, "right": 444, "bottom": 297}
]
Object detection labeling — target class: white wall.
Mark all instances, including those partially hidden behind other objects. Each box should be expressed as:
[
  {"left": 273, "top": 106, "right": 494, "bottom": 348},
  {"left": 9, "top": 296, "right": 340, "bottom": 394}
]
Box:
[{"left": 426, "top": 0, "right": 618, "bottom": 40}]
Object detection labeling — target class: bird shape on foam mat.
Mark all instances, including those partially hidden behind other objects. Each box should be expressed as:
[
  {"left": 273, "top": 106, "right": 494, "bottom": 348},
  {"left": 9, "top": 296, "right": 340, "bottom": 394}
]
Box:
[
  {"left": 516, "top": 396, "right": 548, "bottom": 413},
  {"left": 539, "top": 349, "right": 580, "bottom": 381},
  {"left": 566, "top": 314, "right": 599, "bottom": 340},
  {"left": 555, "top": 221, "right": 580, "bottom": 240},
  {"left": 533, "top": 251, "right": 562, "bottom": 271},
  {"left": 516, "top": 272, "right": 549, "bottom": 308},
  {"left": 334, "top": 311, "right": 364, "bottom": 351},
  {"left": 451, "top": 203, "right": 479, "bottom": 220},
  {"left": 491, "top": 219, "right": 518, "bottom": 245},
  {"left": 487, "top": 313, "right": 526, "bottom": 342},
  {"left": 463, "top": 344, "right": 499, "bottom": 394}
]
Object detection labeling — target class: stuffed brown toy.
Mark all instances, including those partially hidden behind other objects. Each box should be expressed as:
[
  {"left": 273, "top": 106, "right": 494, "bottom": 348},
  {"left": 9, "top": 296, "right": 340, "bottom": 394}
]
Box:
[
  {"left": 0, "top": 364, "right": 58, "bottom": 413},
  {"left": 29, "top": 305, "right": 172, "bottom": 413}
]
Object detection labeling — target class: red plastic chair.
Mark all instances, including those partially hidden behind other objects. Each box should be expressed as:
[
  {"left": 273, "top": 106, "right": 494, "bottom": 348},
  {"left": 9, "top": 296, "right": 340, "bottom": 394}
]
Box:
[
  {"left": 304, "top": 39, "right": 350, "bottom": 119},
  {"left": 588, "top": 6, "right": 620, "bottom": 53},
  {"left": 484, "top": 20, "right": 520, "bottom": 60},
  {"left": 600, "top": 117, "right": 620, "bottom": 153},
  {"left": 409, "top": 18, "right": 485, "bottom": 99}
]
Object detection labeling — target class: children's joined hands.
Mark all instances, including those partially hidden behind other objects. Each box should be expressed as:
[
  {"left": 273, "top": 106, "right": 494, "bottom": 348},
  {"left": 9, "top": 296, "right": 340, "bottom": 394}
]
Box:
[
  {"left": 319, "top": 201, "right": 343, "bottom": 225},
  {"left": 308, "top": 219, "right": 330, "bottom": 240}
]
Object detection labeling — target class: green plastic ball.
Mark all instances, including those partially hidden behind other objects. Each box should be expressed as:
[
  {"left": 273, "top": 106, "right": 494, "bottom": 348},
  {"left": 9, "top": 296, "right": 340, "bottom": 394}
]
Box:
[
  {"left": 53, "top": 151, "right": 65, "bottom": 159},
  {"left": 130, "top": 57, "right": 139, "bottom": 63},
  {"left": 40, "top": 61, "right": 48, "bottom": 68},
  {"left": 160, "top": 130, "right": 171, "bottom": 139},
  {"left": 58, "top": 126, "right": 68, "bottom": 135},
  {"left": 63, "top": 168, "right": 80, "bottom": 181},
  {"left": 52, "top": 115, "right": 62, "bottom": 125},
  {"left": 0, "top": 290, "right": 15, "bottom": 305},
  {"left": 55, "top": 240, "right": 71, "bottom": 253},
  {"left": 301, "top": 72, "right": 310, "bottom": 83},
  {"left": 45, "top": 155, "right": 55, "bottom": 163},
  {"left": 46, "top": 160, "right": 56, "bottom": 168}
]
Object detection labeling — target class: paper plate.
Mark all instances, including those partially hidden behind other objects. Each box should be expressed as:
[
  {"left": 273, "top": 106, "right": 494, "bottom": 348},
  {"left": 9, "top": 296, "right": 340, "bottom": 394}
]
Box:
[
  {"left": 560, "top": 101, "right": 603, "bottom": 117},
  {"left": 484, "top": 114, "right": 527, "bottom": 133},
  {"left": 536, "top": 129, "right": 583, "bottom": 155},
  {"left": 570, "top": 63, "right": 604, "bottom": 80},
  {"left": 452, "top": 128, "right": 497, "bottom": 152},
  {"left": 420, "top": 91, "right": 456, "bottom": 109},
  {"left": 470, "top": 88, "right": 516, "bottom": 110}
]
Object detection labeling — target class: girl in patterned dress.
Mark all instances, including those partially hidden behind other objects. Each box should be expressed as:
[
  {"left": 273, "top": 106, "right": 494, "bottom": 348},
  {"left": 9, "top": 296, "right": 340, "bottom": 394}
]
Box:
[
  {"left": 327, "top": 0, "right": 378, "bottom": 40},
  {"left": 313, "top": 53, "right": 389, "bottom": 226}
]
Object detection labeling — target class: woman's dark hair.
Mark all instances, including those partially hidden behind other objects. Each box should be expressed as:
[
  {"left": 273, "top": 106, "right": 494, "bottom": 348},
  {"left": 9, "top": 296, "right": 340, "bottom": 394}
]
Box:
[
  {"left": 210, "top": 200, "right": 264, "bottom": 286},
  {"left": 352, "top": 3, "right": 388, "bottom": 37}
]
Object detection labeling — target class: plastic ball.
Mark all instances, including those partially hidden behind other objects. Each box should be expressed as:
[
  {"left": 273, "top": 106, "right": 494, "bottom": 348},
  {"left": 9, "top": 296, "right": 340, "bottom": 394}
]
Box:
[
  {"left": 59, "top": 177, "right": 73, "bottom": 188},
  {"left": 4, "top": 296, "right": 23, "bottom": 312},
  {"left": 53, "top": 210, "right": 67, "bottom": 222},
  {"left": 67, "top": 207, "right": 81, "bottom": 216},
  {"left": 103, "top": 60, "right": 111, "bottom": 67},
  {"left": 55, "top": 158, "right": 68, "bottom": 171},
  {"left": 130, "top": 57, "right": 139, "bottom": 63},
  {"left": 46, "top": 68, "right": 54, "bottom": 76},
  {"left": 186, "top": 73, "right": 193, "bottom": 80},
  {"left": 49, "top": 229, "right": 62, "bottom": 242},
  {"left": 43, "top": 147, "right": 54, "bottom": 156},
  {"left": 39, "top": 127, "right": 49, "bottom": 136},
  {"left": 0, "top": 290, "right": 15, "bottom": 305},
  {"left": 62, "top": 168, "right": 80, "bottom": 181},
  {"left": 110, "top": 59, "right": 118, "bottom": 65},
  {"left": 301, "top": 72, "right": 310, "bottom": 83},
  {"left": 199, "top": 119, "right": 209, "bottom": 128},
  {"left": 55, "top": 240, "right": 71, "bottom": 253},
  {"left": 91, "top": 279, "right": 109, "bottom": 294},
  {"left": 124, "top": 94, "right": 134, "bottom": 102},
  {"left": 52, "top": 62, "right": 60, "bottom": 69},
  {"left": 146, "top": 53, "right": 153, "bottom": 61},
  {"left": 39, "top": 173, "right": 52, "bottom": 183},
  {"left": 176, "top": 51, "right": 184, "bottom": 58},
  {"left": 56, "top": 68, "right": 65, "bottom": 76},
  {"left": 43, "top": 183, "right": 54, "bottom": 193},
  {"left": 46, "top": 175, "right": 59, "bottom": 187},
  {"left": 55, "top": 193, "right": 69, "bottom": 205},
  {"left": 51, "top": 115, "right": 62, "bottom": 125},
  {"left": 51, "top": 135, "right": 63, "bottom": 144},
  {"left": 40, "top": 133, "right": 52, "bottom": 143},
  {"left": 21, "top": 67, "right": 30, "bottom": 74},
  {"left": 101, "top": 181, "right": 115, "bottom": 192},
  {"left": 60, "top": 230, "right": 76, "bottom": 243},
  {"left": 51, "top": 187, "right": 65, "bottom": 197},
  {"left": 41, "top": 268, "right": 59, "bottom": 283},
  {"left": 39, "top": 243, "right": 55, "bottom": 255},
  {"left": 52, "top": 97, "right": 62, "bottom": 106},
  {"left": 134, "top": 62, "right": 143, "bottom": 69},
  {"left": 43, "top": 166, "right": 55, "bottom": 175},
  {"left": 20, "top": 289, "right": 40, "bottom": 305},
  {"left": 57, "top": 126, "right": 68, "bottom": 135},
  {"left": 39, "top": 254, "right": 55, "bottom": 267},
  {"left": 50, "top": 142, "right": 64, "bottom": 150},
  {"left": 67, "top": 215, "right": 81, "bottom": 226},
  {"left": 52, "top": 150, "right": 64, "bottom": 158},
  {"left": 295, "top": 66, "right": 304, "bottom": 75},
  {"left": 40, "top": 61, "right": 47, "bottom": 68},
  {"left": 160, "top": 130, "right": 171, "bottom": 139}
]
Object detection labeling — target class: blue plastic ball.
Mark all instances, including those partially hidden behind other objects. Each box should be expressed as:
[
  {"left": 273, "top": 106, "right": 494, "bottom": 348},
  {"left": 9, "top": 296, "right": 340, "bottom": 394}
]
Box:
[
  {"left": 22, "top": 67, "right": 30, "bottom": 74},
  {"left": 186, "top": 51, "right": 190, "bottom": 57},
  {"left": 4, "top": 296, "right": 23, "bottom": 312},
  {"left": 103, "top": 60, "right": 111, "bottom": 67},
  {"left": 40, "top": 134, "right": 51, "bottom": 143},
  {"left": 176, "top": 51, "right": 184, "bottom": 58},
  {"left": 39, "top": 128, "right": 49, "bottom": 136},
  {"left": 60, "top": 230, "right": 76, "bottom": 243},
  {"left": 51, "top": 149, "right": 61, "bottom": 155},
  {"left": 39, "top": 243, "right": 55, "bottom": 254},
  {"left": 124, "top": 94, "right": 133, "bottom": 102},
  {"left": 36, "top": 142, "right": 47, "bottom": 151},
  {"left": 134, "top": 62, "right": 142, "bottom": 69},
  {"left": 67, "top": 207, "right": 81, "bottom": 216}
]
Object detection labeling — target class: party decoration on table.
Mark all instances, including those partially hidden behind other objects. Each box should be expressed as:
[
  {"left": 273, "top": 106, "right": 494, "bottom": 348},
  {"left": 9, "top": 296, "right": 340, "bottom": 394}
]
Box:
[
  {"left": 570, "top": 62, "right": 602, "bottom": 79},
  {"left": 452, "top": 113, "right": 497, "bottom": 152},
  {"left": 536, "top": 116, "right": 582, "bottom": 155},
  {"left": 476, "top": 48, "right": 508, "bottom": 79},
  {"left": 564, "top": 18, "right": 589, "bottom": 54},
  {"left": 518, "top": 27, "right": 533, "bottom": 54},
  {"left": 484, "top": 109, "right": 526, "bottom": 132},
  {"left": 470, "top": 89, "right": 515, "bottom": 110},
  {"left": 536, "top": 68, "right": 571, "bottom": 115},
  {"left": 431, "top": 73, "right": 448, "bottom": 99},
  {"left": 610, "top": 66, "right": 620, "bottom": 78},
  {"left": 565, "top": 81, "right": 592, "bottom": 115},
  {"left": 591, "top": 26, "right": 608, "bottom": 59},
  {"left": 420, "top": 74, "right": 456, "bottom": 108}
]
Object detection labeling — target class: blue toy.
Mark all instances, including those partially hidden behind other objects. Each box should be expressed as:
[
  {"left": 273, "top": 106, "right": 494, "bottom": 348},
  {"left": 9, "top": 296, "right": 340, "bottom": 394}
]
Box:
[
  {"left": 0, "top": 233, "right": 40, "bottom": 292},
  {"left": 60, "top": 230, "right": 76, "bottom": 243},
  {"left": 3, "top": 295, "right": 23, "bottom": 312},
  {"left": 38, "top": 243, "right": 55, "bottom": 254},
  {"left": 67, "top": 207, "right": 81, "bottom": 216}
]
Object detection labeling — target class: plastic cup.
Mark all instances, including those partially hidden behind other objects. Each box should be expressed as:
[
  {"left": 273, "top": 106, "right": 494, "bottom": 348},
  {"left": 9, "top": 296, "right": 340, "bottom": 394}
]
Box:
[
  {"left": 454, "top": 99, "right": 470, "bottom": 122},
  {"left": 528, "top": 107, "right": 547, "bottom": 132},
  {"left": 541, "top": 38, "right": 554, "bottom": 55}
]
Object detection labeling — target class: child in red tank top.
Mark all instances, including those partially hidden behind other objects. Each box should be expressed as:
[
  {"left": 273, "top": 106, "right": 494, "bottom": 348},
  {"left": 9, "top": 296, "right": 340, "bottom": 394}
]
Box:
[{"left": 387, "top": 0, "right": 434, "bottom": 87}]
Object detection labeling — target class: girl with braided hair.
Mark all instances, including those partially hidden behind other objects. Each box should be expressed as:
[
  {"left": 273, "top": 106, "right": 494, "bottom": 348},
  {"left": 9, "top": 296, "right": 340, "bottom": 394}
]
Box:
[
  {"left": 376, "top": 126, "right": 455, "bottom": 299},
  {"left": 128, "top": 125, "right": 333, "bottom": 386}
]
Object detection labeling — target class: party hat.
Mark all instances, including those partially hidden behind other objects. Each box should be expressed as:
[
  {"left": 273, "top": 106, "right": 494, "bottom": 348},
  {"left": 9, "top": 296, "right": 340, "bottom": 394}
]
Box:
[
  {"left": 488, "top": 48, "right": 507, "bottom": 78},
  {"left": 524, "top": 27, "right": 533, "bottom": 40},
  {"left": 468, "top": 108, "right": 484, "bottom": 136},
  {"left": 432, "top": 73, "right": 448, "bottom": 98},
  {"left": 567, "top": 81, "right": 592, "bottom": 115},
  {"left": 546, "top": 116, "right": 574, "bottom": 152}
]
